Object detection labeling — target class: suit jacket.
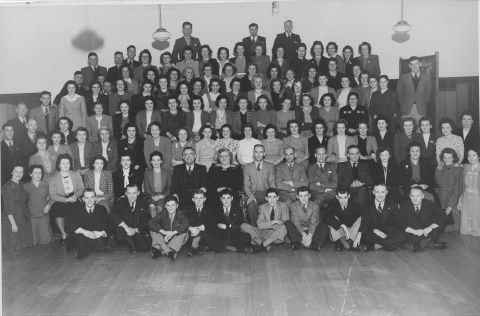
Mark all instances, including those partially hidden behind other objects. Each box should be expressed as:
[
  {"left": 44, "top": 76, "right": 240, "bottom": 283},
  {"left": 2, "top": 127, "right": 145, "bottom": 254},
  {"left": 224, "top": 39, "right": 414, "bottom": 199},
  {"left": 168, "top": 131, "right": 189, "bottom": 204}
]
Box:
[
  {"left": 107, "top": 64, "right": 123, "bottom": 83},
  {"left": 363, "top": 200, "right": 400, "bottom": 233},
  {"left": 272, "top": 32, "right": 301, "bottom": 60},
  {"left": 81, "top": 65, "right": 108, "bottom": 91},
  {"left": 355, "top": 54, "right": 380, "bottom": 78},
  {"left": 232, "top": 110, "right": 258, "bottom": 136},
  {"left": 92, "top": 140, "right": 118, "bottom": 172},
  {"left": 48, "top": 170, "right": 84, "bottom": 202},
  {"left": 305, "top": 57, "right": 329, "bottom": 76},
  {"left": 324, "top": 199, "right": 365, "bottom": 231},
  {"left": 112, "top": 167, "right": 143, "bottom": 198},
  {"left": 110, "top": 196, "right": 149, "bottom": 232},
  {"left": 399, "top": 199, "right": 446, "bottom": 230},
  {"left": 208, "top": 205, "right": 245, "bottom": 230},
  {"left": 337, "top": 161, "right": 373, "bottom": 189},
  {"left": 148, "top": 210, "right": 189, "bottom": 234},
  {"left": 243, "top": 161, "right": 276, "bottom": 199},
  {"left": 1, "top": 140, "right": 27, "bottom": 185},
  {"left": 399, "top": 158, "right": 435, "bottom": 189},
  {"left": 257, "top": 201, "right": 290, "bottom": 229},
  {"left": 135, "top": 110, "right": 162, "bottom": 135},
  {"left": 289, "top": 200, "right": 321, "bottom": 235},
  {"left": 373, "top": 130, "right": 395, "bottom": 153},
  {"left": 143, "top": 168, "right": 171, "bottom": 198},
  {"left": 83, "top": 170, "right": 114, "bottom": 207},
  {"left": 371, "top": 161, "right": 400, "bottom": 188},
  {"left": 242, "top": 35, "right": 267, "bottom": 57},
  {"left": 170, "top": 164, "right": 207, "bottom": 200},
  {"left": 7, "top": 117, "right": 29, "bottom": 143},
  {"left": 275, "top": 162, "right": 308, "bottom": 193},
  {"left": 69, "top": 141, "right": 94, "bottom": 170},
  {"left": 414, "top": 133, "right": 437, "bottom": 167},
  {"left": 172, "top": 36, "right": 202, "bottom": 63},
  {"left": 69, "top": 204, "right": 111, "bottom": 235},
  {"left": 307, "top": 162, "right": 338, "bottom": 194},
  {"left": 185, "top": 111, "right": 210, "bottom": 136},
  {"left": 85, "top": 93, "right": 110, "bottom": 116},
  {"left": 143, "top": 136, "right": 173, "bottom": 171},
  {"left": 186, "top": 204, "right": 211, "bottom": 228},
  {"left": 454, "top": 127, "right": 479, "bottom": 164},
  {"left": 327, "top": 135, "right": 358, "bottom": 162},
  {"left": 86, "top": 114, "right": 113, "bottom": 142},
  {"left": 28, "top": 106, "right": 59, "bottom": 135},
  {"left": 396, "top": 72, "right": 432, "bottom": 116},
  {"left": 308, "top": 135, "right": 329, "bottom": 163}
]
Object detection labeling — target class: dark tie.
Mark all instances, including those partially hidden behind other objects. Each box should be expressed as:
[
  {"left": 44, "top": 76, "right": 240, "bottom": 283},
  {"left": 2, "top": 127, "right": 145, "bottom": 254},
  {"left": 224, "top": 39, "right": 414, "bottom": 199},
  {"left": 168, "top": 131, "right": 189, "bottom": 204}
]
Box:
[
  {"left": 352, "top": 163, "right": 359, "bottom": 180},
  {"left": 415, "top": 207, "right": 420, "bottom": 214},
  {"left": 22, "top": 119, "right": 27, "bottom": 127},
  {"left": 270, "top": 207, "right": 275, "bottom": 221},
  {"left": 188, "top": 167, "right": 192, "bottom": 175},
  {"left": 197, "top": 208, "right": 201, "bottom": 216},
  {"left": 302, "top": 204, "right": 307, "bottom": 214},
  {"left": 225, "top": 207, "right": 230, "bottom": 218},
  {"left": 413, "top": 74, "right": 420, "bottom": 91},
  {"left": 289, "top": 164, "right": 293, "bottom": 171},
  {"left": 320, "top": 164, "right": 324, "bottom": 172},
  {"left": 130, "top": 202, "right": 135, "bottom": 212},
  {"left": 378, "top": 203, "right": 383, "bottom": 213},
  {"left": 257, "top": 163, "right": 261, "bottom": 172},
  {"left": 44, "top": 108, "right": 49, "bottom": 132}
]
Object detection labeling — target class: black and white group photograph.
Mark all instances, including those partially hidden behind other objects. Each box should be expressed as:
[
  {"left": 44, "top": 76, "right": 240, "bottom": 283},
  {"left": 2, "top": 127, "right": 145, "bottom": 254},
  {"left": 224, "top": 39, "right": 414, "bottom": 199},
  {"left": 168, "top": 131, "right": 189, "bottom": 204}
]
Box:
[{"left": 0, "top": 0, "right": 479, "bottom": 315}]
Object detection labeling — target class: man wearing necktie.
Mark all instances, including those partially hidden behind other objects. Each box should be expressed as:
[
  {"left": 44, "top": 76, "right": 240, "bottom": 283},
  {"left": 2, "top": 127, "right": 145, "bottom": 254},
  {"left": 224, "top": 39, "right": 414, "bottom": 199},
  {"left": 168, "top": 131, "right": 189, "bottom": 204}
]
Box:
[
  {"left": 28, "top": 91, "right": 59, "bottom": 135},
  {"left": 337, "top": 145, "right": 372, "bottom": 206},
  {"left": 185, "top": 190, "right": 212, "bottom": 256},
  {"left": 1, "top": 123, "right": 27, "bottom": 185},
  {"left": 69, "top": 189, "right": 110, "bottom": 259},
  {"left": 399, "top": 186, "right": 447, "bottom": 252},
  {"left": 81, "top": 52, "right": 108, "bottom": 91},
  {"left": 285, "top": 187, "right": 328, "bottom": 251},
  {"left": 6, "top": 103, "right": 29, "bottom": 144},
  {"left": 272, "top": 20, "right": 302, "bottom": 60},
  {"left": 307, "top": 146, "right": 338, "bottom": 209},
  {"left": 148, "top": 196, "right": 190, "bottom": 261},
  {"left": 362, "top": 184, "right": 406, "bottom": 252},
  {"left": 396, "top": 56, "right": 432, "bottom": 122},
  {"left": 324, "top": 188, "right": 364, "bottom": 251},
  {"left": 240, "top": 188, "right": 289, "bottom": 252},
  {"left": 276, "top": 147, "right": 308, "bottom": 206},
  {"left": 241, "top": 23, "right": 267, "bottom": 57}
]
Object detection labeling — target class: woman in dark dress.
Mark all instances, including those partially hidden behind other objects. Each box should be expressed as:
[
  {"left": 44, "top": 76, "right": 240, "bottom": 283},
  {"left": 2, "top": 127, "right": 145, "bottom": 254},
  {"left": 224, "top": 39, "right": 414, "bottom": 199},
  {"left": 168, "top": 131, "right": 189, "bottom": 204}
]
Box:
[
  {"left": 308, "top": 119, "right": 329, "bottom": 164},
  {"left": 57, "top": 116, "right": 77, "bottom": 145},
  {"left": 117, "top": 122, "right": 146, "bottom": 172},
  {"left": 371, "top": 147, "right": 401, "bottom": 204},
  {"left": 86, "top": 80, "right": 109, "bottom": 116},
  {"left": 373, "top": 115, "right": 395, "bottom": 154},
  {"left": 112, "top": 100, "right": 135, "bottom": 140}
]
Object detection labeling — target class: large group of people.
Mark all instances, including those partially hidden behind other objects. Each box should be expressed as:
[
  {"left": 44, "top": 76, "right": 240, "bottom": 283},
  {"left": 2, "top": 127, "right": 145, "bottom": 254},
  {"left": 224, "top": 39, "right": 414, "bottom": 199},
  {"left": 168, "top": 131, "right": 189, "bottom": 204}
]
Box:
[{"left": 2, "top": 20, "right": 479, "bottom": 261}]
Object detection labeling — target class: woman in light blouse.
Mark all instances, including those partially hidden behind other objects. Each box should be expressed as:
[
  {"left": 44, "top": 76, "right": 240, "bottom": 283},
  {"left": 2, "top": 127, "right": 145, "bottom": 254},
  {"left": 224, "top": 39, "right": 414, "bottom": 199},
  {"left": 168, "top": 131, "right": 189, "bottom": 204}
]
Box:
[
  {"left": 214, "top": 124, "right": 239, "bottom": 162},
  {"left": 59, "top": 80, "right": 87, "bottom": 130},
  {"left": 236, "top": 123, "right": 261, "bottom": 166},
  {"left": 83, "top": 155, "right": 114, "bottom": 213},
  {"left": 283, "top": 119, "right": 309, "bottom": 167},
  {"left": 202, "top": 78, "right": 222, "bottom": 112},
  {"left": 29, "top": 135, "right": 56, "bottom": 180},
  {"left": 261, "top": 124, "right": 284, "bottom": 165},
  {"left": 217, "top": 47, "right": 230, "bottom": 77},
  {"left": 92, "top": 127, "right": 118, "bottom": 173},
  {"left": 436, "top": 118, "right": 464, "bottom": 167},
  {"left": 49, "top": 153, "right": 84, "bottom": 243},
  {"left": 327, "top": 119, "right": 357, "bottom": 163},
  {"left": 210, "top": 94, "right": 233, "bottom": 134},
  {"left": 195, "top": 125, "right": 217, "bottom": 171},
  {"left": 335, "top": 75, "right": 353, "bottom": 109}
]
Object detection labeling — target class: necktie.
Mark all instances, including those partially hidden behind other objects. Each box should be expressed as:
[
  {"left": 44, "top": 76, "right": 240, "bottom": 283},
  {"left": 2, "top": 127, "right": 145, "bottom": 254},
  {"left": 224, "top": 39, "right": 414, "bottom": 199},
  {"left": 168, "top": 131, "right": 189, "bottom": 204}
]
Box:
[
  {"left": 44, "top": 108, "right": 50, "bottom": 132},
  {"left": 257, "top": 163, "right": 261, "bottom": 171},
  {"left": 130, "top": 202, "right": 135, "bottom": 212},
  {"left": 415, "top": 207, "right": 420, "bottom": 214},
  {"left": 197, "top": 208, "right": 201, "bottom": 215},
  {"left": 225, "top": 207, "right": 230, "bottom": 218},
  {"left": 413, "top": 74, "right": 420, "bottom": 91},
  {"left": 188, "top": 167, "right": 192, "bottom": 175},
  {"left": 320, "top": 164, "right": 324, "bottom": 172},
  {"left": 352, "top": 163, "right": 359, "bottom": 180},
  {"left": 270, "top": 207, "right": 275, "bottom": 221},
  {"left": 22, "top": 119, "right": 27, "bottom": 127},
  {"left": 302, "top": 204, "right": 307, "bottom": 214},
  {"left": 289, "top": 164, "right": 293, "bottom": 171},
  {"left": 378, "top": 203, "right": 383, "bottom": 212}
]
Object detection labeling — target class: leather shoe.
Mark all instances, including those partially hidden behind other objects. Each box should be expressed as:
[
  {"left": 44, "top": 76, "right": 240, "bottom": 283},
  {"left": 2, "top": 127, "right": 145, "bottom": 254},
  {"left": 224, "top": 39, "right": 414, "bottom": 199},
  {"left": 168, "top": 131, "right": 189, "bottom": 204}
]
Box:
[
  {"left": 364, "top": 243, "right": 375, "bottom": 252},
  {"left": 429, "top": 242, "right": 447, "bottom": 250},
  {"left": 264, "top": 245, "right": 271, "bottom": 252},
  {"left": 334, "top": 241, "right": 343, "bottom": 251},
  {"left": 126, "top": 239, "right": 137, "bottom": 254},
  {"left": 252, "top": 245, "right": 264, "bottom": 253},
  {"left": 151, "top": 248, "right": 162, "bottom": 259},
  {"left": 291, "top": 242, "right": 301, "bottom": 250},
  {"left": 167, "top": 250, "right": 176, "bottom": 261},
  {"left": 186, "top": 248, "right": 195, "bottom": 257}
]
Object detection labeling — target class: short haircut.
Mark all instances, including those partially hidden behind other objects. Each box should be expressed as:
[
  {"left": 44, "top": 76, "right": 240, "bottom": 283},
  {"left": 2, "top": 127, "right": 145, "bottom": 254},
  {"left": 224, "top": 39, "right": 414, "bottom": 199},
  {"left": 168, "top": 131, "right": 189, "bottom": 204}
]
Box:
[
  {"left": 29, "top": 164, "right": 44, "bottom": 179},
  {"left": 192, "top": 189, "right": 206, "bottom": 197},
  {"left": 407, "top": 141, "right": 422, "bottom": 154},
  {"left": 220, "top": 188, "right": 233, "bottom": 198},
  {"left": 347, "top": 144, "right": 360, "bottom": 153},
  {"left": 90, "top": 154, "right": 108, "bottom": 170},
  {"left": 88, "top": 52, "right": 98, "bottom": 58},
  {"left": 83, "top": 188, "right": 96, "bottom": 197},
  {"left": 460, "top": 110, "right": 474, "bottom": 120},
  {"left": 409, "top": 56, "right": 419, "bottom": 63},
  {"left": 216, "top": 147, "right": 234, "bottom": 164},
  {"left": 75, "top": 126, "right": 89, "bottom": 137},
  {"left": 149, "top": 150, "right": 163, "bottom": 163},
  {"left": 182, "top": 146, "right": 195, "bottom": 155},
  {"left": 249, "top": 23, "right": 258, "bottom": 28},
  {"left": 410, "top": 185, "right": 424, "bottom": 194},
  {"left": 266, "top": 187, "right": 279, "bottom": 196},
  {"left": 125, "top": 183, "right": 139, "bottom": 191},
  {"left": 440, "top": 147, "right": 459, "bottom": 164},
  {"left": 127, "top": 44, "right": 136, "bottom": 50},
  {"left": 182, "top": 21, "right": 192, "bottom": 28},
  {"left": 375, "top": 146, "right": 393, "bottom": 161},
  {"left": 296, "top": 186, "right": 309, "bottom": 195},
  {"left": 165, "top": 195, "right": 179, "bottom": 205},
  {"left": 39, "top": 90, "right": 51, "bottom": 97},
  {"left": 336, "top": 187, "right": 350, "bottom": 195},
  {"left": 2, "top": 122, "right": 13, "bottom": 130}
]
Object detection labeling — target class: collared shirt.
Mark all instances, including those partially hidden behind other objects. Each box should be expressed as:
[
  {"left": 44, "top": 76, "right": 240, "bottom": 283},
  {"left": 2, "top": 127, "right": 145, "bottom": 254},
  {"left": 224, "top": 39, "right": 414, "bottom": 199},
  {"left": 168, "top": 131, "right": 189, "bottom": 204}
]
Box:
[
  {"left": 101, "top": 141, "right": 109, "bottom": 160},
  {"left": 146, "top": 110, "right": 153, "bottom": 132},
  {"left": 94, "top": 171, "right": 101, "bottom": 194},
  {"left": 78, "top": 142, "right": 85, "bottom": 167},
  {"left": 375, "top": 201, "right": 383, "bottom": 212},
  {"left": 123, "top": 168, "right": 130, "bottom": 187},
  {"left": 96, "top": 115, "right": 103, "bottom": 129}
]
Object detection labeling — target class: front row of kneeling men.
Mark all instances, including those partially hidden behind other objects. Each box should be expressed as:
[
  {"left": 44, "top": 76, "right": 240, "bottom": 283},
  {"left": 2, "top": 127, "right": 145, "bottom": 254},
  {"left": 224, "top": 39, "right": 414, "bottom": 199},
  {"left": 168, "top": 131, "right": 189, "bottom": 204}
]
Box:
[{"left": 70, "top": 181, "right": 447, "bottom": 260}]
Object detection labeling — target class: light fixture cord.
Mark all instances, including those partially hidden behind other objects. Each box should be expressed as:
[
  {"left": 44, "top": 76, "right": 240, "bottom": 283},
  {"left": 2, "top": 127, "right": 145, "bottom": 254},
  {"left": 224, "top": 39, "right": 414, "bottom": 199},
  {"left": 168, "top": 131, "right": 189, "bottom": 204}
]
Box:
[
  {"left": 401, "top": 0, "right": 404, "bottom": 20},
  {"left": 159, "top": 4, "right": 163, "bottom": 28}
]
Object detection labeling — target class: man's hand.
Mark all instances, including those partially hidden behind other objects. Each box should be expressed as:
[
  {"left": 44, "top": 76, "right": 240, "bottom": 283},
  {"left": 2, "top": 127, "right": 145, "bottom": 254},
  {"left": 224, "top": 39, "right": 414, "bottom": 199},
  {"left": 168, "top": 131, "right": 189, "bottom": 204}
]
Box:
[
  {"left": 422, "top": 226, "right": 433, "bottom": 237},
  {"left": 218, "top": 223, "right": 227, "bottom": 230},
  {"left": 353, "top": 233, "right": 362, "bottom": 248},
  {"left": 445, "top": 206, "right": 452, "bottom": 215},
  {"left": 247, "top": 196, "right": 256, "bottom": 205},
  {"left": 373, "top": 229, "right": 387, "bottom": 239},
  {"left": 341, "top": 224, "right": 350, "bottom": 240}
]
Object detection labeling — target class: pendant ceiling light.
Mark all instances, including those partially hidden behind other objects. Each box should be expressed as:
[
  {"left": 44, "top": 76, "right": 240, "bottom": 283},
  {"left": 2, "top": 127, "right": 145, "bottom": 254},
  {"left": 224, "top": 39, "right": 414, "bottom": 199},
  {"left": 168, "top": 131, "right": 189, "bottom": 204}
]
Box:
[
  {"left": 152, "top": 4, "right": 170, "bottom": 41},
  {"left": 393, "top": 0, "right": 412, "bottom": 33}
]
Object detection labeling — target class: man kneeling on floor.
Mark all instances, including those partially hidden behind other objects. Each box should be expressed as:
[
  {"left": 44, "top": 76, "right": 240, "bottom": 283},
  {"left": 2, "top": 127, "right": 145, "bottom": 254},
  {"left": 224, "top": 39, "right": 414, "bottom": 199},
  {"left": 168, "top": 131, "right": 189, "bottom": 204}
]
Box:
[
  {"left": 324, "top": 188, "right": 365, "bottom": 251},
  {"left": 149, "top": 195, "right": 189, "bottom": 261},
  {"left": 70, "top": 189, "right": 111, "bottom": 259},
  {"left": 399, "top": 185, "right": 447, "bottom": 252},
  {"left": 241, "top": 187, "right": 289, "bottom": 252},
  {"left": 285, "top": 186, "right": 328, "bottom": 251}
]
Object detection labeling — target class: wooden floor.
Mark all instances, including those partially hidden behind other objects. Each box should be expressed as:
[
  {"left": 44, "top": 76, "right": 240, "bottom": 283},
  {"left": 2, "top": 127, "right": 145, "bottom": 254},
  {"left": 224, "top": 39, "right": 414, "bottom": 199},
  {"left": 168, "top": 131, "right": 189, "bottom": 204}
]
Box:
[{"left": 3, "top": 234, "right": 480, "bottom": 316}]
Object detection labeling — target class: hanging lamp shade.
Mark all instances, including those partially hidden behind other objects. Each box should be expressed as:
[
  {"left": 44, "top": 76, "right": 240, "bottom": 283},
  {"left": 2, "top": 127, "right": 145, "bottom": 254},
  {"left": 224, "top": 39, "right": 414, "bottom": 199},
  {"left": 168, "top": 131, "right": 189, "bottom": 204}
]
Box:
[
  {"left": 393, "top": 0, "right": 412, "bottom": 34},
  {"left": 152, "top": 4, "right": 170, "bottom": 41}
]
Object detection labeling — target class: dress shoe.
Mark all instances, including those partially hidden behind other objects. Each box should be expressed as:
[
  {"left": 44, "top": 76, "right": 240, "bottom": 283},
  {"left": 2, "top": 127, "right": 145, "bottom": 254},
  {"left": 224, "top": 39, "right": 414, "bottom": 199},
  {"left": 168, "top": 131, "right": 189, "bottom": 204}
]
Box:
[
  {"left": 334, "top": 241, "right": 344, "bottom": 251},
  {"left": 364, "top": 244, "right": 375, "bottom": 252},
  {"left": 350, "top": 245, "right": 361, "bottom": 252},
  {"left": 152, "top": 248, "right": 162, "bottom": 259},
  {"left": 340, "top": 238, "right": 350, "bottom": 250},
  {"left": 252, "top": 245, "right": 264, "bottom": 253},
  {"left": 196, "top": 247, "right": 203, "bottom": 255},
  {"left": 186, "top": 248, "right": 195, "bottom": 257},
  {"left": 264, "top": 245, "right": 272, "bottom": 252},
  {"left": 167, "top": 250, "right": 177, "bottom": 261},
  {"left": 291, "top": 242, "right": 301, "bottom": 250},
  {"left": 428, "top": 242, "right": 447, "bottom": 250}
]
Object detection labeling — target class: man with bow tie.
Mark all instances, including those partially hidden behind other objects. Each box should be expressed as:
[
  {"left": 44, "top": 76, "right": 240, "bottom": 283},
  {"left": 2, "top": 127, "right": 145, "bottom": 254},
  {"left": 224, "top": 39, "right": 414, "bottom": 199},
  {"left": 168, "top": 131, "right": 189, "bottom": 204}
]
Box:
[
  {"left": 28, "top": 91, "right": 59, "bottom": 135},
  {"left": 81, "top": 52, "right": 108, "bottom": 91},
  {"left": 69, "top": 189, "right": 111, "bottom": 259},
  {"left": 362, "top": 184, "right": 405, "bottom": 251}
]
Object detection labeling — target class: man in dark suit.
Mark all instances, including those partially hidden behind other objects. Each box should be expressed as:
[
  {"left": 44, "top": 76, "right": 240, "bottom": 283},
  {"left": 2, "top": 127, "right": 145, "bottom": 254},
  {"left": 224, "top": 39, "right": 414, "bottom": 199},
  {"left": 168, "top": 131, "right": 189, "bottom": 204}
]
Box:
[
  {"left": 171, "top": 21, "right": 201, "bottom": 63},
  {"left": 285, "top": 187, "right": 328, "bottom": 251},
  {"left": 275, "top": 147, "right": 308, "bottom": 205},
  {"left": 69, "top": 189, "right": 111, "bottom": 259},
  {"left": 110, "top": 184, "right": 150, "bottom": 254},
  {"left": 1, "top": 123, "right": 27, "bottom": 185},
  {"left": 414, "top": 116, "right": 437, "bottom": 168},
  {"left": 396, "top": 56, "right": 432, "bottom": 121},
  {"left": 203, "top": 189, "right": 253, "bottom": 253},
  {"left": 362, "top": 184, "right": 406, "bottom": 252},
  {"left": 454, "top": 111, "right": 479, "bottom": 164},
  {"left": 171, "top": 147, "right": 207, "bottom": 208},
  {"left": 81, "top": 52, "right": 108, "bottom": 91},
  {"left": 272, "top": 20, "right": 301, "bottom": 60},
  {"left": 307, "top": 146, "right": 337, "bottom": 209},
  {"left": 112, "top": 153, "right": 143, "bottom": 199},
  {"left": 69, "top": 127, "right": 93, "bottom": 176},
  {"left": 28, "top": 91, "right": 59, "bottom": 136},
  {"left": 185, "top": 190, "right": 211, "bottom": 256},
  {"left": 123, "top": 45, "right": 141, "bottom": 72},
  {"left": 324, "top": 188, "right": 365, "bottom": 251},
  {"left": 107, "top": 51, "right": 125, "bottom": 83},
  {"left": 337, "top": 145, "right": 372, "bottom": 206},
  {"left": 244, "top": 144, "right": 276, "bottom": 226},
  {"left": 6, "top": 103, "right": 29, "bottom": 144},
  {"left": 399, "top": 186, "right": 447, "bottom": 252},
  {"left": 148, "top": 196, "right": 189, "bottom": 261},
  {"left": 241, "top": 23, "right": 266, "bottom": 57}
]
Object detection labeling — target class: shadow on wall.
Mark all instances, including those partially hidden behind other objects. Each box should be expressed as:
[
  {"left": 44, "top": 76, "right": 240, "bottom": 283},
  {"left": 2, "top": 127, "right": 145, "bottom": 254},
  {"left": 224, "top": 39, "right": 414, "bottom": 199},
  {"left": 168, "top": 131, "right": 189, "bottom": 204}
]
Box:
[{"left": 71, "top": 28, "right": 104, "bottom": 51}]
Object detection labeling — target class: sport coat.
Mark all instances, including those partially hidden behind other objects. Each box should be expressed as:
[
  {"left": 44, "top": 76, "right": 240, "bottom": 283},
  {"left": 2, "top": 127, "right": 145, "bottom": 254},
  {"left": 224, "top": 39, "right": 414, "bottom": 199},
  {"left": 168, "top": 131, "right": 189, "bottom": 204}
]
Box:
[
  {"left": 148, "top": 209, "right": 189, "bottom": 234},
  {"left": 110, "top": 196, "right": 149, "bottom": 232},
  {"left": 207, "top": 206, "right": 245, "bottom": 230},
  {"left": 362, "top": 199, "right": 400, "bottom": 233},
  {"left": 371, "top": 161, "right": 400, "bottom": 188},
  {"left": 81, "top": 65, "right": 108, "bottom": 91},
  {"left": 6, "top": 117, "right": 29, "bottom": 143},
  {"left": 324, "top": 199, "right": 365, "bottom": 231},
  {"left": 107, "top": 64, "right": 123, "bottom": 83},
  {"left": 289, "top": 200, "right": 320, "bottom": 235},
  {"left": 396, "top": 72, "right": 432, "bottom": 116},
  {"left": 170, "top": 163, "right": 207, "bottom": 201},
  {"left": 86, "top": 114, "right": 113, "bottom": 142},
  {"left": 243, "top": 161, "right": 276, "bottom": 199},
  {"left": 355, "top": 54, "right": 380, "bottom": 78},
  {"left": 308, "top": 135, "right": 329, "bottom": 163},
  {"left": 28, "top": 106, "right": 59, "bottom": 135},
  {"left": 373, "top": 130, "right": 395, "bottom": 152},
  {"left": 242, "top": 35, "right": 267, "bottom": 57},
  {"left": 69, "top": 204, "right": 111, "bottom": 235},
  {"left": 399, "top": 199, "right": 446, "bottom": 230},
  {"left": 275, "top": 162, "right": 308, "bottom": 193},
  {"left": 232, "top": 110, "right": 258, "bottom": 136},
  {"left": 171, "top": 36, "right": 202, "bottom": 63},
  {"left": 69, "top": 141, "right": 94, "bottom": 170},
  {"left": 257, "top": 201, "right": 290, "bottom": 229},
  {"left": 398, "top": 158, "right": 435, "bottom": 188},
  {"left": 454, "top": 127, "right": 479, "bottom": 164},
  {"left": 414, "top": 133, "right": 437, "bottom": 167},
  {"left": 186, "top": 204, "right": 211, "bottom": 228},
  {"left": 337, "top": 160, "right": 373, "bottom": 189},
  {"left": 307, "top": 162, "right": 338, "bottom": 194},
  {"left": 1, "top": 139, "right": 26, "bottom": 185}
]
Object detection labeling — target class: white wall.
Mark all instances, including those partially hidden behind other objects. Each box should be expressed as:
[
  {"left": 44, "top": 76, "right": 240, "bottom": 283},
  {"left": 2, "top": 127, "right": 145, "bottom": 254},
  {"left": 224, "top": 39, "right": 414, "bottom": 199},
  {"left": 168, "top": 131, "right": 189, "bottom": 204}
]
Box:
[{"left": 0, "top": 0, "right": 478, "bottom": 95}]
